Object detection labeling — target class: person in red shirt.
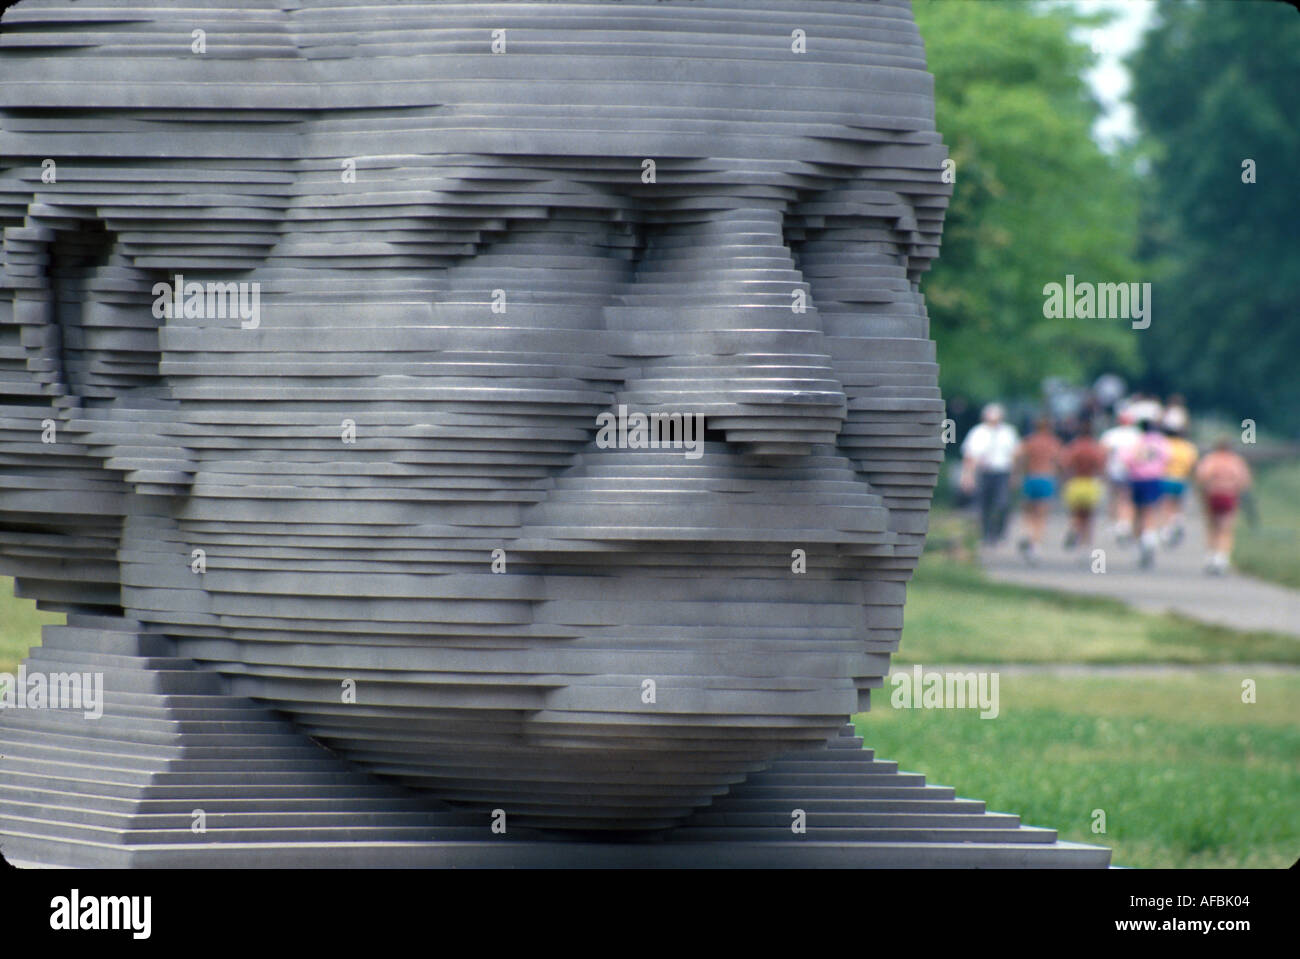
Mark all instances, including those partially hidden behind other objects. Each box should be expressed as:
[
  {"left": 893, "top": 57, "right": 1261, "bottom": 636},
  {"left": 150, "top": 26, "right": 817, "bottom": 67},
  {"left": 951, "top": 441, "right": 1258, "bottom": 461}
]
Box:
[{"left": 1059, "top": 417, "right": 1108, "bottom": 550}]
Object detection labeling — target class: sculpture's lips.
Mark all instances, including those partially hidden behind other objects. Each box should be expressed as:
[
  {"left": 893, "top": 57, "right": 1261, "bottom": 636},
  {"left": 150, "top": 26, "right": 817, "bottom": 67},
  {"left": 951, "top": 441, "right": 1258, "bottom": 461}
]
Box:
[{"left": 510, "top": 442, "right": 896, "bottom": 556}]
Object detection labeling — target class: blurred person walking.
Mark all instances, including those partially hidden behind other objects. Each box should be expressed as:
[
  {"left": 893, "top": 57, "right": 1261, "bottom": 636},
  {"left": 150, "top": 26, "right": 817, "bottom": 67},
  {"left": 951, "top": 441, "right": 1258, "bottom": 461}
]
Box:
[
  {"left": 960, "top": 403, "right": 1019, "bottom": 545},
  {"left": 1014, "top": 416, "right": 1063, "bottom": 564},
  {"left": 1060, "top": 417, "right": 1108, "bottom": 551},
  {"left": 1195, "top": 438, "right": 1253, "bottom": 575},
  {"left": 1162, "top": 394, "right": 1189, "bottom": 434},
  {"left": 1125, "top": 392, "right": 1164, "bottom": 426},
  {"left": 1159, "top": 418, "right": 1199, "bottom": 547},
  {"left": 1100, "top": 406, "right": 1141, "bottom": 543},
  {"left": 1122, "top": 419, "right": 1171, "bottom": 569}
]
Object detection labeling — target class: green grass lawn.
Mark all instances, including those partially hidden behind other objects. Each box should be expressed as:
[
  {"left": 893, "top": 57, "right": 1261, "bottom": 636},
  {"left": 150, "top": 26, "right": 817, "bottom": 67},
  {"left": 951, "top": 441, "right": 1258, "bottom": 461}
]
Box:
[
  {"left": 853, "top": 671, "right": 1300, "bottom": 869},
  {"left": 1236, "top": 459, "right": 1300, "bottom": 590},
  {"left": 900, "top": 552, "right": 1300, "bottom": 665},
  {"left": 865, "top": 539, "right": 1300, "bottom": 868},
  {"left": 0, "top": 576, "right": 61, "bottom": 675}
]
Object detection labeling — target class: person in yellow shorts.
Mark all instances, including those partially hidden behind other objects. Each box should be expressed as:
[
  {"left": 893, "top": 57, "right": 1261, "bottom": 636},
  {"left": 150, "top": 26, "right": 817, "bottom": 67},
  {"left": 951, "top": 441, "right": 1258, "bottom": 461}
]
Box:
[
  {"left": 1059, "top": 418, "right": 1108, "bottom": 550},
  {"left": 1065, "top": 475, "right": 1103, "bottom": 512},
  {"left": 1160, "top": 423, "right": 1199, "bottom": 548}
]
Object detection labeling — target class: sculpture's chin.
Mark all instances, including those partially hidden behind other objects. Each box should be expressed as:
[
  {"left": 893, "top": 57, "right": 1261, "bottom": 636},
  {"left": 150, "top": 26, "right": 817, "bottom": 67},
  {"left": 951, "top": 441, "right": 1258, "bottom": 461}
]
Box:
[
  {"left": 232, "top": 690, "right": 860, "bottom": 833},
  {"left": 293, "top": 713, "right": 850, "bottom": 833}
]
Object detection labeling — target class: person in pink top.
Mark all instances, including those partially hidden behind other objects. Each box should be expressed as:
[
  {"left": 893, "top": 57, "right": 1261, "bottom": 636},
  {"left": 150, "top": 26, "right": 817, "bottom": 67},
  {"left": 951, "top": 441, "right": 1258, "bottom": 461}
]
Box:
[{"left": 1121, "top": 419, "right": 1171, "bottom": 568}]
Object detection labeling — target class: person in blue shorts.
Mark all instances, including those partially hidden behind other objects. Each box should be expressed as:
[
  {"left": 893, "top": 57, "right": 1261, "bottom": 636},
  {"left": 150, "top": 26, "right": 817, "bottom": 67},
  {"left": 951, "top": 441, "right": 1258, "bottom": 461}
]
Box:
[
  {"left": 1014, "top": 417, "right": 1063, "bottom": 564},
  {"left": 1023, "top": 474, "right": 1055, "bottom": 500},
  {"left": 1121, "top": 420, "right": 1171, "bottom": 568}
]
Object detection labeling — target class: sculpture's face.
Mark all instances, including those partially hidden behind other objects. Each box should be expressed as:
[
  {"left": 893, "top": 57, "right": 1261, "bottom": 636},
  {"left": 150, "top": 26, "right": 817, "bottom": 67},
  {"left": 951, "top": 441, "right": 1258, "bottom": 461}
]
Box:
[{"left": 0, "top": 0, "right": 947, "bottom": 831}]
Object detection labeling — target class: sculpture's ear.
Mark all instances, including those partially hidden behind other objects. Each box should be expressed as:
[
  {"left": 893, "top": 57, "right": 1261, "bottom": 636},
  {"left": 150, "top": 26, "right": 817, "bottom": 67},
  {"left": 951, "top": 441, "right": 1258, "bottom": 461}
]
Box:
[
  {"left": 5, "top": 207, "right": 196, "bottom": 499},
  {"left": 0, "top": 209, "right": 131, "bottom": 609}
]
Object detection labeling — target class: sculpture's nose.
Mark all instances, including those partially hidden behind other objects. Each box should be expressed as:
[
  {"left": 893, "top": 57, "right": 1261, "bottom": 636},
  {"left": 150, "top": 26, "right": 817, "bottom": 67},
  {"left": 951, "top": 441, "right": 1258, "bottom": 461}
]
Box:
[{"left": 607, "top": 206, "right": 846, "bottom": 458}]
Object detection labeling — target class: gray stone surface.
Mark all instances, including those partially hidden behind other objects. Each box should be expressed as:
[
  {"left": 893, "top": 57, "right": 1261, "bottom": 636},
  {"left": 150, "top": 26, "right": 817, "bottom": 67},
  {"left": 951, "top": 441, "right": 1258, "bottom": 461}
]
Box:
[{"left": 0, "top": 0, "right": 1106, "bottom": 866}]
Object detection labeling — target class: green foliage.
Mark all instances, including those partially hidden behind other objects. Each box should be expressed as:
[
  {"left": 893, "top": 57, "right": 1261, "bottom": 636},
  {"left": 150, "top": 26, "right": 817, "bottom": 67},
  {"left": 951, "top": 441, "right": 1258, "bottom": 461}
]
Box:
[
  {"left": 913, "top": 0, "right": 1141, "bottom": 404},
  {"left": 0, "top": 577, "right": 59, "bottom": 674},
  {"left": 1129, "top": 0, "right": 1300, "bottom": 421}
]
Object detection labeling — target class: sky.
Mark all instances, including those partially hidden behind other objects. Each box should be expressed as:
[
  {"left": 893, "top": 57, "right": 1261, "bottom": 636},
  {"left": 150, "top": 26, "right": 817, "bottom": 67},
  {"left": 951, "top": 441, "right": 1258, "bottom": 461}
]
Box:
[{"left": 1045, "top": 0, "right": 1159, "bottom": 150}]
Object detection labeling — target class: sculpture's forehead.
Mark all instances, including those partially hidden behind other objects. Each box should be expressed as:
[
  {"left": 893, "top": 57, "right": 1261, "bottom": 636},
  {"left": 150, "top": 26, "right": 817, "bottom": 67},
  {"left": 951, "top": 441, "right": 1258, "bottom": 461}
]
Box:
[
  {"left": 2, "top": 0, "right": 939, "bottom": 168},
  {"left": 0, "top": 1, "right": 948, "bottom": 296}
]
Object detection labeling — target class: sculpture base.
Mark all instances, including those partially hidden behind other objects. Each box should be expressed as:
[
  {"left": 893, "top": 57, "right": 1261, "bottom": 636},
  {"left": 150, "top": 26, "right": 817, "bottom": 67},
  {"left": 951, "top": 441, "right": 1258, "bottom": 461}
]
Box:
[{"left": 0, "top": 617, "right": 1109, "bottom": 868}]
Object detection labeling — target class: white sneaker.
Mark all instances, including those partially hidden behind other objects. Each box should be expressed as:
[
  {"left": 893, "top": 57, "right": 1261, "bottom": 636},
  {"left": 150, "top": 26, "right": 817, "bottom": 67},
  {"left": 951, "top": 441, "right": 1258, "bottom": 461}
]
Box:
[{"left": 1139, "top": 531, "right": 1158, "bottom": 569}]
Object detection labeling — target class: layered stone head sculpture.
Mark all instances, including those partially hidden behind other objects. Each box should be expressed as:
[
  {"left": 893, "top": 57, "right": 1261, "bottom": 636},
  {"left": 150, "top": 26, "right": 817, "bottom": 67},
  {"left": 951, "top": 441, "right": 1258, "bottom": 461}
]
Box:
[{"left": 0, "top": 0, "right": 949, "bottom": 833}]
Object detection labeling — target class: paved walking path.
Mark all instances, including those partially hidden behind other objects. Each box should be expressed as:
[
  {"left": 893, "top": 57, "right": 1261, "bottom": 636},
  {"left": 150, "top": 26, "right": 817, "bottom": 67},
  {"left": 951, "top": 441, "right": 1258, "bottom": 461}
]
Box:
[{"left": 979, "top": 506, "right": 1300, "bottom": 638}]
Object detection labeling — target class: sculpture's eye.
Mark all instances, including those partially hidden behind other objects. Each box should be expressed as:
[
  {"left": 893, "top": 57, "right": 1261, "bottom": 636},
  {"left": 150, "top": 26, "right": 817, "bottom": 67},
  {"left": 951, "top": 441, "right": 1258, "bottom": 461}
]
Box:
[
  {"left": 780, "top": 185, "right": 944, "bottom": 557},
  {"left": 435, "top": 201, "right": 641, "bottom": 333}
]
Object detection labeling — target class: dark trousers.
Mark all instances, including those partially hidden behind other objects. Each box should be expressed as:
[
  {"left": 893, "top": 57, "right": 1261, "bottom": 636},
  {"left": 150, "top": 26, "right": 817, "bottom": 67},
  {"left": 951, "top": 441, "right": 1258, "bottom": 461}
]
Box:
[{"left": 977, "top": 469, "right": 1012, "bottom": 543}]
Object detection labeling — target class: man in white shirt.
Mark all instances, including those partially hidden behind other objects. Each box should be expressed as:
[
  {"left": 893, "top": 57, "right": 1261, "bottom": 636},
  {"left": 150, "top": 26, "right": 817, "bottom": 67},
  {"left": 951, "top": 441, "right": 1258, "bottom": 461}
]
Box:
[
  {"left": 1099, "top": 407, "right": 1141, "bottom": 541},
  {"left": 960, "top": 403, "right": 1019, "bottom": 544}
]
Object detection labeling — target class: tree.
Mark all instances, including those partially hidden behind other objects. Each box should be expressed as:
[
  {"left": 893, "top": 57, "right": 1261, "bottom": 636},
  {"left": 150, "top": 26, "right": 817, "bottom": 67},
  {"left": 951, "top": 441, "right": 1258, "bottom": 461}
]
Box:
[
  {"left": 913, "top": 0, "right": 1141, "bottom": 407},
  {"left": 1129, "top": 0, "right": 1300, "bottom": 428}
]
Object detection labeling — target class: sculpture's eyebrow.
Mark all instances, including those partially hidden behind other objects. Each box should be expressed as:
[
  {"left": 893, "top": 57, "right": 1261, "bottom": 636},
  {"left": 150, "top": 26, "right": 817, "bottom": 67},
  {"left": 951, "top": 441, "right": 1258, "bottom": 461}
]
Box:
[{"left": 0, "top": 160, "right": 293, "bottom": 274}]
